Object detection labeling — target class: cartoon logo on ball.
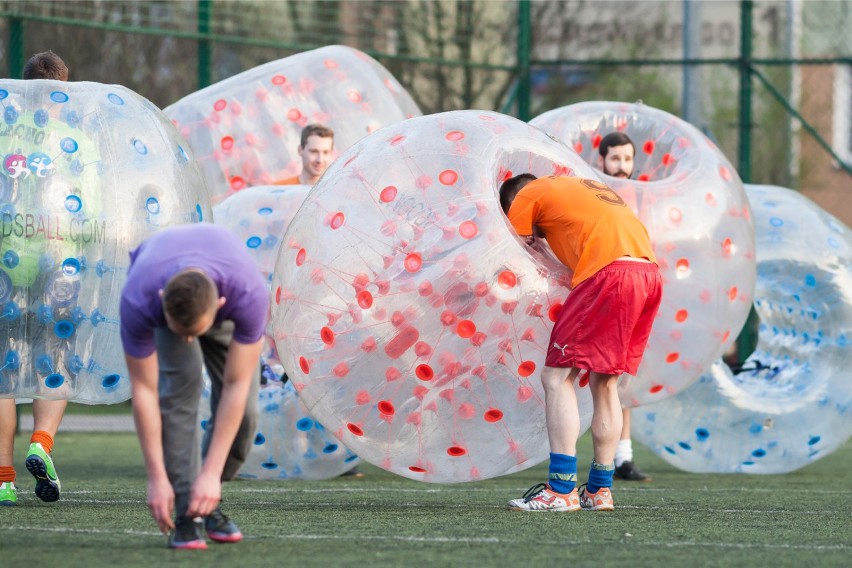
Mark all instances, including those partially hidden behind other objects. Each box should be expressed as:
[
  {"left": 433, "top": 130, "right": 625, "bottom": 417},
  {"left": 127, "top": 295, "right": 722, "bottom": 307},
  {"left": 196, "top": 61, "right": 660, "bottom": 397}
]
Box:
[
  {"left": 4, "top": 154, "right": 30, "bottom": 179},
  {"left": 27, "top": 152, "right": 54, "bottom": 177}
]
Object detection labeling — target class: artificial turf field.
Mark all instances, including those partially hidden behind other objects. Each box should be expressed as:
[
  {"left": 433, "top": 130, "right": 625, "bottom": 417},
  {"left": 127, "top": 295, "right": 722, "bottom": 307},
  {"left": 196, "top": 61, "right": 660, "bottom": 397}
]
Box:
[{"left": 1, "top": 432, "right": 849, "bottom": 567}]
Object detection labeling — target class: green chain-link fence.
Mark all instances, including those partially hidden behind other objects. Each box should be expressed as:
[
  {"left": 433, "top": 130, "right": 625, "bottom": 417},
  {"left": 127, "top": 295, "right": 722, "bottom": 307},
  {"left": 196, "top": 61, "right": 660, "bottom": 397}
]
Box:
[
  {"left": 1, "top": 1, "right": 847, "bottom": 187},
  {"left": 1, "top": 0, "right": 850, "bottom": 354}
]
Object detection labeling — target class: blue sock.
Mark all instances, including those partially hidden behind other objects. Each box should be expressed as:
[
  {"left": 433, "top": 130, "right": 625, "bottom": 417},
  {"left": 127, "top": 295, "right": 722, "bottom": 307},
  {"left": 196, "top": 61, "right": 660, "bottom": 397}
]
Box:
[
  {"left": 587, "top": 460, "right": 615, "bottom": 493},
  {"left": 548, "top": 453, "right": 577, "bottom": 494}
]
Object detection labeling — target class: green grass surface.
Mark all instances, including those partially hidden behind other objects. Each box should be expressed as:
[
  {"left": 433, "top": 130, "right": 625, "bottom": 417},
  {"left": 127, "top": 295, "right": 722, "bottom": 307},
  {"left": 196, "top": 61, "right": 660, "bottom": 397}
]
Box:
[{"left": 1, "top": 432, "right": 849, "bottom": 567}]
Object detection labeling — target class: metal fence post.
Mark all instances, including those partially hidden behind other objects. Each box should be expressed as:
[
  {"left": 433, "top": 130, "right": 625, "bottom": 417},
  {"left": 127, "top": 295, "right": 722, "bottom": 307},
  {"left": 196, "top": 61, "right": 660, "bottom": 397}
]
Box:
[
  {"left": 738, "top": 0, "right": 753, "bottom": 183},
  {"left": 735, "top": 0, "right": 758, "bottom": 364},
  {"left": 682, "top": 0, "right": 703, "bottom": 127},
  {"left": 197, "top": 0, "right": 212, "bottom": 89},
  {"left": 7, "top": 16, "right": 25, "bottom": 79},
  {"left": 516, "top": 0, "right": 532, "bottom": 120}
]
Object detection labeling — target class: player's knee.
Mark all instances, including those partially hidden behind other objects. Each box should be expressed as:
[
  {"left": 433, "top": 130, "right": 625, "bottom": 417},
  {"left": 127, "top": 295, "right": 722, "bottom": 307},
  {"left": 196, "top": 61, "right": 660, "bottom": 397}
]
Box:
[{"left": 589, "top": 373, "right": 619, "bottom": 394}]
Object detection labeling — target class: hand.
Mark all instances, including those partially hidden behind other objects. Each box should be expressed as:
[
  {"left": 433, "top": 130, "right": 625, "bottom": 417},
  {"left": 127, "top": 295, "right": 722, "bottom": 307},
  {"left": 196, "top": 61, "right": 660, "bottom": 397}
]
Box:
[
  {"left": 147, "top": 477, "right": 175, "bottom": 534},
  {"left": 186, "top": 470, "right": 221, "bottom": 518},
  {"left": 524, "top": 235, "right": 536, "bottom": 246}
]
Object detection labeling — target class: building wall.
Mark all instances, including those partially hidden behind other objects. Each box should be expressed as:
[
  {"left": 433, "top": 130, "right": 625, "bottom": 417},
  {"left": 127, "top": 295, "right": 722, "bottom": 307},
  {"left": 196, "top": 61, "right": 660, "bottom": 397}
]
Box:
[{"left": 798, "top": 65, "right": 852, "bottom": 228}]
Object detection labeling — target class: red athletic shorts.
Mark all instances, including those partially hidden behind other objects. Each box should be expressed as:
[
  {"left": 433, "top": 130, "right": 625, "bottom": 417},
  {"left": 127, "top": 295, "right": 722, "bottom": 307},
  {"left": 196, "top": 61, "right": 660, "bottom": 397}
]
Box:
[{"left": 545, "top": 260, "right": 662, "bottom": 376}]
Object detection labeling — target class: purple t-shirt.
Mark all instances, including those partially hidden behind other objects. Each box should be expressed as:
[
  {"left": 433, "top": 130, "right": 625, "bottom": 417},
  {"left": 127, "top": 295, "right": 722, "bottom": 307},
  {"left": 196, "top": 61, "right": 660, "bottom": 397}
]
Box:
[{"left": 120, "top": 224, "right": 269, "bottom": 359}]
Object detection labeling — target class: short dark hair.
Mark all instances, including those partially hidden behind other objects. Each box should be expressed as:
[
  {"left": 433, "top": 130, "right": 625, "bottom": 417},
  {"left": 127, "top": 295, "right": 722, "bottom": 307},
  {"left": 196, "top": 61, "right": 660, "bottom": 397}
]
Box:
[
  {"left": 598, "top": 132, "right": 634, "bottom": 158},
  {"left": 499, "top": 173, "right": 537, "bottom": 214},
  {"left": 162, "top": 271, "right": 218, "bottom": 331},
  {"left": 300, "top": 124, "right": 334, "bottom": 147},
  {"left": 23, "top": 51, "right": 69, "bottom": 81}
]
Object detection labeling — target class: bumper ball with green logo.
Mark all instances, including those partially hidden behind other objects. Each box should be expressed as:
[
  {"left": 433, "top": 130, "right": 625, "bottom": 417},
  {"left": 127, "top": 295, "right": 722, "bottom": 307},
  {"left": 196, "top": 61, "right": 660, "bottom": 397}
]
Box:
[{"left": 0, "top": 80, "right": 209, "bottom": 404}]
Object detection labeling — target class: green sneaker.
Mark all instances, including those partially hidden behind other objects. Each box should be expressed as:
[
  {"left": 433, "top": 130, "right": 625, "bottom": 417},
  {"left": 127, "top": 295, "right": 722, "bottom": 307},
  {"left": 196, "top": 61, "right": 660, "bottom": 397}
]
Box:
[
  {"left": 0, "top": 481, "right": 16, "bottom": 506},
  {"left": 25, "top": 442, "right": 61, "bottom": 502}
]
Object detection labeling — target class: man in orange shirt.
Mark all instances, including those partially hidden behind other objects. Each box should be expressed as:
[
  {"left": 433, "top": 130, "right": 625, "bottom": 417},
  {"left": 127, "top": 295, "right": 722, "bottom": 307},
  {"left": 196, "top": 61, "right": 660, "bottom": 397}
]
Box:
[
  {"left": 273, "top": 124, "right": 334, "bottom": 186},
  {"left": 503, "top": 175, "right": 662, "bottom": 512}
]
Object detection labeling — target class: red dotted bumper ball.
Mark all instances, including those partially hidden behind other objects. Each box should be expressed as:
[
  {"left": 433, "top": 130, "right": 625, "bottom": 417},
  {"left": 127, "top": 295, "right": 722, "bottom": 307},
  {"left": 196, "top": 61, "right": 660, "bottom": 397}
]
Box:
[
  {"left": 531, "top": 102, "right": 756, "bottom": 407},
  {"left": 0, "top": 81, "right": 209, "bottom": 404},
  {"left": 165, "top": 46, "right": 422, "bottom": 204},
  {"left": 271, "top": 111, "right": 601, "bottom": 482},
  {"left": 633, "top": 185, "right": 852, "bottom": 473}
]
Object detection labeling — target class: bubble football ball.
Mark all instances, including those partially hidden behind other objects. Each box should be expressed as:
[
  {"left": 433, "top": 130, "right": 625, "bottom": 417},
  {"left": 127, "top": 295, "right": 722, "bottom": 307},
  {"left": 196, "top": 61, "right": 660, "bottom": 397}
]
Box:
[
  {"left": 199, "top": 372, "right": 360, "bottom": 480},
  {"left": 212, "top": 184, "right": 309, "bottom": 365},
  {"left": 531, "top": 101, "right": 756, "bottom": 407},
  {"left": 270, "top": 110, "right": 610, "bottom": 483},
  {"left": 0, "top": 80, "right": 209, "bottom": 403},
  {"left": 213, "top": 185, "right": 310, "bottom": 284},
  {"left": 633, "top": 185, "right": 852, "bottom": 473},
  {"left": 211, "top": 184, "right": 361, "bottom": 479},
  {"left": 166, "top": 45, "right": 422, "bottom": 204}
]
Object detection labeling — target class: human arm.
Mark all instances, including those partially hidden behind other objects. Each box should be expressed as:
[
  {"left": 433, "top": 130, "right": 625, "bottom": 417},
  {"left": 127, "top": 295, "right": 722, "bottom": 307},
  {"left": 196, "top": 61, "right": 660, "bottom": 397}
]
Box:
[
  {"left": 126, "top": 352, "right": 174, "bottom": 534},
  {"left": 507, "top": 187, "right": 543, "bottom": 246},
  {"left": 523, "top": 224, "right": 546, "bottom": 246},
  {"left": 186, "top": 337, "right": 264, "bottom": 517}
]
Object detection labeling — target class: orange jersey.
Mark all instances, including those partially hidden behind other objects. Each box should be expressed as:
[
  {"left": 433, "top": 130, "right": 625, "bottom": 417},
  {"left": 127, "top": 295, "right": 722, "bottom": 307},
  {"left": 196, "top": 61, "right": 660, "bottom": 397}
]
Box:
[
  {"left": 272, "top": 175, "right": 300, "bottom": 186},
  {"left": 508, "top": 176, "right": 656, "bottom": 287}
]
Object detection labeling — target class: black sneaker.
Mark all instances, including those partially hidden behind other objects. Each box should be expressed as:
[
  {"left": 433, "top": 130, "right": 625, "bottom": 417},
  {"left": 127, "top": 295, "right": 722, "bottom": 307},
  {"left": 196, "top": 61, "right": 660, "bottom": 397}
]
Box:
[
  {"left": 169, "top": 516, "right": 207, "bottom": 550},
  {"left": 614, "top": 460, "right": 652, "bottom": 482},
  {"left": 205, "top": 507, "right": 243, "bottom": 543},
  {"left": 338, "top": 466, "right": 365, "bottom": 479}
]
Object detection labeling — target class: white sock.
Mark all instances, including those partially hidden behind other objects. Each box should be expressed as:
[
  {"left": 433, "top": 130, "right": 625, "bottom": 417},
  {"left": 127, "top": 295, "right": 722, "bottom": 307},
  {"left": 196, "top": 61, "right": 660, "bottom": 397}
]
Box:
[{"left": 614, "top": 439, "right": 633, "bottom": 467}]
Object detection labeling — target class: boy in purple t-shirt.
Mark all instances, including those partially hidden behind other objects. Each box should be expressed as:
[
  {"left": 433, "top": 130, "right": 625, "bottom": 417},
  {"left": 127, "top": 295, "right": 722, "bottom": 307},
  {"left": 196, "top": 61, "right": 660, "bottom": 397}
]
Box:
[{"left": 120, "top": 224, "right": 268, "bottom": 550}]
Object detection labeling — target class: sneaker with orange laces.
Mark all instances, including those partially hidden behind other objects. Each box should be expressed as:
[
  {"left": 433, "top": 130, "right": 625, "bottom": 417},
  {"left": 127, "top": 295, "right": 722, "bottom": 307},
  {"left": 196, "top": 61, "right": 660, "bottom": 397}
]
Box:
[
  {"left": 579, "top": 484, "right": 614, "bottom": 511},
  {"left": 507, "top": 483, "right": 580, "bottom": 512}
]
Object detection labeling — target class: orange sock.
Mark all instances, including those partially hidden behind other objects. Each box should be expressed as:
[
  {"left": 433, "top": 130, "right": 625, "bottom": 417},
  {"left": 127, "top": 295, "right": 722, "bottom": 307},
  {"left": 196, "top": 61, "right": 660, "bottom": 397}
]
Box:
[
  {"left": 0, "top": 465, "right": 15, "bottom": 483},
  {"left": 30, "top": 430, "right": 54, "bottom": 454}
]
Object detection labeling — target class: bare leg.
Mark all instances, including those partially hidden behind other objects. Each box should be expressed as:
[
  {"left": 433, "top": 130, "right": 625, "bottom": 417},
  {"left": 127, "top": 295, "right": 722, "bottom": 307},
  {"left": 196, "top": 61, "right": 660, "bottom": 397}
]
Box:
[
  {"left": 620, "top": 407, "right": 631, "bottom": 440},
  {"left": 541, "top": 366, "right": 582, "bottom": 455},
  {"left": 0, "top": 399, "right": 15, "bottom": 467},
  {"left": 507, "top": 366, "right": 584, "bottom": 510},
  {"left": 32, "top": 399, "right": 67, "bottom": 437},
  {"left": 588, "top": 373, "right": 622, "bottom": 464}
]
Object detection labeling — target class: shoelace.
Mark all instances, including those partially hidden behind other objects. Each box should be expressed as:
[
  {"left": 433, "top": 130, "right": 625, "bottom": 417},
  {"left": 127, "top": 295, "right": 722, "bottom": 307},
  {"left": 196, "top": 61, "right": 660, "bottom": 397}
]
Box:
[
  {"left": 207, "top": 508, "right": 229, "bottom": 525},
  {"left": 578, "top": 484, "right": 612, "bottom": 500},
  {"left": 521, "top": 483, "right": 549, "bottom": 503}
]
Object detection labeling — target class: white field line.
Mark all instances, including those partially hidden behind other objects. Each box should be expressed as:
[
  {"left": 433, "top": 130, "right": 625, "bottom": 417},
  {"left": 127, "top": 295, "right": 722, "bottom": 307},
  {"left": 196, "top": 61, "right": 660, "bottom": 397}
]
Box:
[
  {"left": 60, "top": 486, "right": 852, "bottom": 496},
  {"left": 220, "top": 486, "right": 852, "bottom": 495},
  {"left": 29, "top": 496, "right": 852, "bottom": 516},
  {"left": 3, "top": 525, "right": 849, "bottom": 551}
]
